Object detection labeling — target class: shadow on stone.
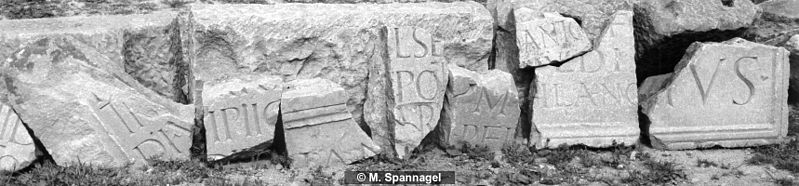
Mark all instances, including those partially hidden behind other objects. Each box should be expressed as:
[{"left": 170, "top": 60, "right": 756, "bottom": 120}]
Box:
[
  {"left": 211, "top": 105, "right": 289, "bottom": 168},
  {"left": 634, "top": 28, "right": 747, "bottom": 84}
]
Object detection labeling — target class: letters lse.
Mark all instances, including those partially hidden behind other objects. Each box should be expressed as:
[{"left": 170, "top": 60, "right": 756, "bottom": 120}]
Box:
[{"left": 386, "top": 27, "right": 447, "bottom": 159}]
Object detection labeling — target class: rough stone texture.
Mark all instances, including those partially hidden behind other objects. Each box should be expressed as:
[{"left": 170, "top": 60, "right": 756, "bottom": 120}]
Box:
[
  {"left": 282, "top": 0, "right": 477, "bottom": 3},
  {"left": 441, "top": 65, "right": 520, "bottom": 151},
  {"left": 640, "top": 38, "right": 790, "bottom": 150},
  {"left": 514, "top": 8, "right": 592, "bottom": 67},
  {"left": 0, "top": 103, "right": 37, "bottom": 172},
  {"left": 635, "top": 0, "right": 757, "bottom": 37},
  {"left": 281, "top": 78, "right": 380, "bottom": 168},
  {"left": 493, "top": 0, "right": 633, "bottom": 72},
  {"left": 202, "top": 75, "right": 282, "bottom": 160},
  {"left": 374, "top": 27, "right": 449, "bottom": 159},
  {"left": 530, "top": 11, "right": 639, "bottom": 148},
  {"left": 123, "top": 16, "right": 190, "bottom": 104},
  {"left": 0, "top": 13, "right": 195, "bottom": 167},
  {"left": 760, "top": 0, "right": 799, "bottom": 20},
  {"left": 635, "top": 0, "right": 758, "bottom": 80},
  {"left": 787, "top": 35, "right": 799, "bottom": 103},
  {"left": 638, "top": 73, "right": 674, "bottom": 103},
  {"left": 488, "top": 0, "right": 632, "bottom": 144},
  {"left": 182, "top": 3, "right": 492, "bottom": 156},
  {"left": 744, "top": 0, "right": 799, "bottom": 46}
]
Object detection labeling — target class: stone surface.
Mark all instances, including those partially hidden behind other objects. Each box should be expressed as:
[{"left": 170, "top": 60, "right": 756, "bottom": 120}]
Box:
[
  {"left": 635, "top": 0, "right": 758, "bottom": 79},
  {"left": 281, "top": 78, "right": 380, "bottom": 168},
  {"left": 640, "top": 38, "right": 790, "bottom": 150},
  {"left": 0, "top": 13, "right": 195, "bottom": 167},
  {"left": 202, "top": 75, "right": 282, "bottom": 160},
  {"left": 759, "top": 0, "right": 799, "bottom": 20},
  {"left": 514, "top": 9, "right": 592, "bottom": 67},
  {"left": 744, "top": 0, "right": 799, "bottom": 46},
  {"left": 441, "top": 65, "right": 520, "bottom": 151},
  {"left": 635, "top": 0, "right": 757, "bottom": 37},
  {"left": 489, "top": 0, "right": 632, "bottom": 143},
  {"left": 530, "top": 11, "right": 639, "bottom": 148},
  {"left": 0, "top": 103, "right": 37, "bottom": 172},
  {"left": 182, "top": 3, "right": 492, "bottom": 156},
  {"left": 123, "top": 16, "right": 189, "bottom": 104},
  {"left": 786, "top": 35, "right": 799, "bottom": 104},
  {"left": 638, "top": 73, "right": 674, "bottom": 103},
  {"left": 370, "top": 27, "right": 449, "bottom": 159}
]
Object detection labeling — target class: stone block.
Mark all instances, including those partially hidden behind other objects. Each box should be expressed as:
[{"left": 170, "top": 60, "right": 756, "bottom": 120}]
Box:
[
  {"left": 371, "top": 26, "right": 450, "bottom": 159},
  {"left": 0, "top": 103, "right": 37, "bottom": 172},
  {"left": 489, "top": 0, "right": 631, "bottom": 144},
  {"left": 514, "top": 9, "right": 592, "bottom": 67},
  {"left": 530, "top": 11, "right": 639, "bottom": 148},
  {"left": 442, "top": 65, "right": 520, "bottom": 151},
  {"left": 202, "top": 75, "right": 282, "bottom": 160},
  {"left": 182, "top": 3, "right": 492, "bottom": 157},
  {"left": 281, "top": 78, "right": 380, "bottom": 168},
  {"left": 0, "top": 13, "right": 195, "bottom": 167},
  {"left": 640, "top": 38, "right": 790, "bottom": 150},
  {"left": 635, "top": 0, "right": 758, "bottom": 78}
]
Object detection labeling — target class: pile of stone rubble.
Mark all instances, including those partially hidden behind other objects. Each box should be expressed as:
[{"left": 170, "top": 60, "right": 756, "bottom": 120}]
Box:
[{"left": 1, "top": 0, "right": 797, "bottom": 172}]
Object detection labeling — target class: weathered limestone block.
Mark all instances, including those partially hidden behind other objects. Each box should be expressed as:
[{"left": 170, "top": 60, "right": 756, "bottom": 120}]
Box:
[
  {"left": 0, "top": 103, "right": 37, "bottom": 172},
  {"left": 122, "top": 13, "right": 188, "bottom": 103},
  {"left": 635, "top": 0, "right": 758, "bottom": 78},
  {"left": 530, "top": 11, "right": 639, "bottom": 148},
  {"left": 493, "top": 0, "right": 632, "bottom": 72},
  {"left": 742, "top": 0, "right": 799, "bottom": 46},
  {"left": 640, "top": 38, "right": 790, "bottom": 150},
  {"left": 514, "top": 8, "right": 592, "bottom": 67},
  {"left": 638, "top": 73, "right": 674, "bottom": 103},
  {"left": 183, "top": 3, "right": 492, "bottom": 156},
  {"left": 0, "top": 13, "right": 195, "bottom": 167},
  {"left": 489, "top": 0, "right": 631, "bottom": 144},
  {"left": 760, "top": 0, "right": 799, "bottom": 20},
  {"left": 202, "top": 75, "right": 282, "bottom": 160},
  {"left": 370, "top": 27, "right": 450, "bottom": 159},
  {"left": 281, "top": 78, "right": 380, "bottom": 168},
  {"left": 635, "top": 0, "right": 757, "bottom": 37},
  {"left": 442, "top": 65, "right": 520, "bottom": 151}
]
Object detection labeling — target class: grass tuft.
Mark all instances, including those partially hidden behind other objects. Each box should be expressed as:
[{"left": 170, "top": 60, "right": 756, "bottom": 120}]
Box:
[
  {"left": 623, "top": 155, "right": 686, "bottom": 185},
  {"left": 747, "top": 140, "right": 799, "bottom": 174}
]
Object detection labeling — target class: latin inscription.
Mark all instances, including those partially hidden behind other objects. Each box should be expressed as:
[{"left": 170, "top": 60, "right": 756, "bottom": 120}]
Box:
[
  {"left": 445, "top": 68, "right": 520, "bottom": 149},
  {"left": 93, "top": 95, "right": 192, "bottom": 162},
  {"left": 666, "top": 56, "right": 761, "bottom": 106},
  {"left": 516, "top": 11, "right": 592, "bottom": 67},
  {"left": 1, "top": 105, "right": 32, "bottom": 148},
  {"left": 387, "top": 26, "right": 448, "bottom": 158},
  {"left": 205, "top": 100, "right": 279, "bottom": 142},
  {"left": 1, "top": 104, "right": 34, "bottom": 170}
]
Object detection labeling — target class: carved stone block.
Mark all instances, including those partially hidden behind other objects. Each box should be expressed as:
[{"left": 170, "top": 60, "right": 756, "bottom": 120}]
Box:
[
  {"left": 379, "top": 27, "right": 449, "bottom": 159},
  {"left": 531, "top": 11, "right": 639, "bottom": 148},
  {"left": 0, "top": 103, "right": 37, "bottom": 172},
  {"left": 183, "top": 3, "right": 493, "bottom": 155},
  {"left": 0, "top": 13, "right": 195, "bottom": 167},
  {"left": 442, "top": 65, "right": 520, "bottom": 151},
  {"left": 202, "top": 76, "right": 282, "bottom": 160},
  {"left": 640, "top": 38, "right": 790, "bottom": 150},
  {"left": 515, "top": 9, "right": 592, "bottom": 67},
  {"left": 282, "top": 78, "right": 380, "bottom": 168}
]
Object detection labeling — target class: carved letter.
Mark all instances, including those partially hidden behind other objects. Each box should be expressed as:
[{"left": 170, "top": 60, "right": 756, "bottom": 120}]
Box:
[
  {"left": 416, "top": 70, "right": 439, "bottom": 100},
  {"left": 394, "top": 28, "right": 411, "bottom": 58},
  {"left": 733, "top": 56, "right": 757, "bottom": 105},
  {"left": 396, "top": 71, "right": 415, "bottom": 103},
  {"left": 412, "top": 28, "right": 429, "bottom": 58},
  {"left": 690, "top": 58, "right": 724, "bottom": 104}
]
